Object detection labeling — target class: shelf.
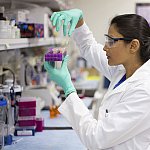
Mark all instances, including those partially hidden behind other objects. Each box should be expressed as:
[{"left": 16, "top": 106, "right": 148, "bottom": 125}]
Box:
[
  {"left": 0, "top": 37, "right": 64, "bottom": 51},
  {"left": 20, "top": 0, "right": 70, "bottom": 10},
  {"left": 0, "top": 0, "right": 72, "bottom": 10}
]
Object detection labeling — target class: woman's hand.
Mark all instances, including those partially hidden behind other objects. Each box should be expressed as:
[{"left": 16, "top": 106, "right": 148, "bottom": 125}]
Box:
[
  {"left": 50, "top": 9, "right": 83, "bottom": 36},
  {"left": 44, "top": 55, "right": 76, "bottom": 97}
]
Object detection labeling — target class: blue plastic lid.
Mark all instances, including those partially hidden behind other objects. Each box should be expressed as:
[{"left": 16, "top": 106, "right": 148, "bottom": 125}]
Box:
[{"left": 0, "top": 99, "right": 7, "bottom": 106}]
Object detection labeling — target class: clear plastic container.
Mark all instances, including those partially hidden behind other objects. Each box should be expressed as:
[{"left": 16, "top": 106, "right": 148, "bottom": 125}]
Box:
[
  {"left": 0, "top": 24, "right": 11, "bottom": 39},
  {"left": 0, "top": 20, "right": 11, "bottom": 38},
  {"left": 0, "top": 28, "right": 9, "bottom": 38},
  {"left": 0, "top": 20, "right": 9, "bottom": 27}
]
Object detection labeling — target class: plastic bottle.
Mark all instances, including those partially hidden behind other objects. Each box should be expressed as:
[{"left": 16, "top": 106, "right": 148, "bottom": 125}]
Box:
[
  {"left": 10, "top": 20, "right": 16, "bottom": 38},
  {"left": 11, "top": 26, "right": 16, "bottom": 39},
  {"left": 0, "top": 7, "right": 11, "bottom": 38},
  {"left": 14, "top": 26, "right": 20, "bottom": 38},
  {"left": 49, "top": 106, "right": 57, "bottom": 118},
  {"left": 0, "top": 7, "right": 6, "bottom": 20}
]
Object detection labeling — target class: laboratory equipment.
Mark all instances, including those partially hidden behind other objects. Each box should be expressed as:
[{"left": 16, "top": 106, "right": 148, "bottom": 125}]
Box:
[
  {"left": 45, "top": 47, "right": 66, "bottom": 69},
  {"left": 0, "top": 96, "right": 7, "bottom": 122},
  {"left": 0, "top": 6, "right": 6, "bottom": 20},
  {"left": 0, "top": 7, "right": 12, "bottom": 39},
  {"left": 1, "top": 79, "right": 22, "bottom": 145},
  {"left": 0, "top": 121, "right": 4, "bottom": 150},
  {"left": 2, "top": 79, "right": 22, "bottom": 128},
  {"left": 17, "top": 97, "right": 36, "bottom": 127},
  {"left": 35, "top": 117, "right": 44, "bottom": 132},
  {"left": 14, "top": 126, "right": 36, "bottom": 136},
  {"left": 18, "top": 23, "right": 44, "bottom": 38},
  {"left": 18, "top": 116, "right": 36, "bottom": 127},
  {"left": 15, "top": 97, "right": 37, "bottom": 136}
]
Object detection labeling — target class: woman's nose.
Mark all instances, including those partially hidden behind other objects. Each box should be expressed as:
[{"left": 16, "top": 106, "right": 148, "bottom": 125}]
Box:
[{"left": 103, "top": 45, "right": 109, "bottom": 52}]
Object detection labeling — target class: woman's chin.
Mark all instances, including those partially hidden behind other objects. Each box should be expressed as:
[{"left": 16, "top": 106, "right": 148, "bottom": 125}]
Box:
[{"left": 108, "top": 60, "right": 116, "bottom": 66}]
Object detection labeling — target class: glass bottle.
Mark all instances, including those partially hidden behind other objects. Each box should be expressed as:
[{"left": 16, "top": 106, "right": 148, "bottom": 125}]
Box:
[{"left": 0, "top": 7, "right": 6, "bottom": 21}]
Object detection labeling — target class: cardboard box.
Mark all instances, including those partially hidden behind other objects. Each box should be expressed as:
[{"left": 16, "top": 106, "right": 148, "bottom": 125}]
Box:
[
  {"left": 18, "top": 23, "right": 44, "bottom": 38},
  {"left": 19, "top": 108, "right": 36, "bottom": 116}
]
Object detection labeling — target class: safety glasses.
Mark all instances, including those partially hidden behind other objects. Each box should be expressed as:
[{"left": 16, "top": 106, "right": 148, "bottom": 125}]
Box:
[{"left": 104, "top": 34, "right": 133, "bottom": 48}]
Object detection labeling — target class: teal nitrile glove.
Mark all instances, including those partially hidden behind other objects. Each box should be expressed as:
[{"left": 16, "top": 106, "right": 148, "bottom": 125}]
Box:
[
  {"left": 44, "top": 55, "right": 76, "bottom": 97},
  {"left": 50, "top": 9, "right": 83, "bottom": 36}
]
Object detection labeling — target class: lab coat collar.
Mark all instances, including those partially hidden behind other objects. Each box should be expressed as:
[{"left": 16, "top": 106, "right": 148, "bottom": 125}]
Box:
[
  {"left": 127, "top": 59, "right": 150, "bottom": 82},
  {"left": 108, "top": 59, "right": 150, "bottom": 95},
  {"left": 117, "top": 59, "right": 150, "bottom": 83}
]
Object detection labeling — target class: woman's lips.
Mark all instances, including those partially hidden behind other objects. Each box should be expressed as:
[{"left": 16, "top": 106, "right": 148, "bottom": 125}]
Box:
[{"left": 106, "top": 55, "right": 110, "bottom": 59}]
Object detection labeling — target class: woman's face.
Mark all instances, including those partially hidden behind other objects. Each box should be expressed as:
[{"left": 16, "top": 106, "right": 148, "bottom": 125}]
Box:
[{"left": 103, "top": 24, "right": 131, "bottom": 66}]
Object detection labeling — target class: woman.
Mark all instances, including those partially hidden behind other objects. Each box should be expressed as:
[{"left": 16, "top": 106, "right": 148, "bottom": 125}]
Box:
[{"left": 44, "top": 9, "right": 150, "bottom": 150}]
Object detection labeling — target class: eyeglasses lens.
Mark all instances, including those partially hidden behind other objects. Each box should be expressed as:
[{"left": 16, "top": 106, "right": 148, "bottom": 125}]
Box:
[{"left": 105, "top": 36, "right": 114, "bottom": 48}]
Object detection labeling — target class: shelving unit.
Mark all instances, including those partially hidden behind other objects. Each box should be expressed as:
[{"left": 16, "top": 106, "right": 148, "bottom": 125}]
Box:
[
  {"left": 0, "top": 37, "right": 64, "bottom": 51},
  {"left": 0, "top": 0, "right": 73, "bottom": 51},
  {"left": 0, "top": 0, "right": 73, "bottom": 11},
  {"left": 18, "top": 0, "right": 71, "bottom": 10}
]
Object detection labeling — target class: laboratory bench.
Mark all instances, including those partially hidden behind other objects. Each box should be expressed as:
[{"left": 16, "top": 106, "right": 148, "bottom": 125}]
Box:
[
  {"left": 4, "top": 129, "right": 86, "bottom": 150},
  {"left": 4, "top": 97, "right": 93, "bottom": 150}
]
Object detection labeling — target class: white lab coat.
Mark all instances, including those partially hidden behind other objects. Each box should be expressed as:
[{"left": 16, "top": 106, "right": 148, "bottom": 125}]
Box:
[{"left": 58, "top": 23, "right": 150, "bottom": 150}]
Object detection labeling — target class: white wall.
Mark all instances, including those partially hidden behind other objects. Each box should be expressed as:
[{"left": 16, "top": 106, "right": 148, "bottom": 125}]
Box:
[{"left": 72, "top": 0, "right": 150, "bottom": 44}]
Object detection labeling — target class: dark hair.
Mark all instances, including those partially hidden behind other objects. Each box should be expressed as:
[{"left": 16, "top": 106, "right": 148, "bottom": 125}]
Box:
[{"left": 110, "top": 14, "right": 150, "bottom": 63}]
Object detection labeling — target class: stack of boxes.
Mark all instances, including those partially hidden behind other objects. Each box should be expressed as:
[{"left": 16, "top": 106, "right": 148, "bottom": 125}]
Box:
[
  {"left": 18, "top": 23, "right": 44, "bottom": 38},
  {"left": 15, "top": 97, "right": 37, "bottom": 136}
]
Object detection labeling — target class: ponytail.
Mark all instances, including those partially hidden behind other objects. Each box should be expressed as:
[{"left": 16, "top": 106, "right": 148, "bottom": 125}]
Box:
[{"left": 141, "top": 37, "right": 150, "bottom": 62}]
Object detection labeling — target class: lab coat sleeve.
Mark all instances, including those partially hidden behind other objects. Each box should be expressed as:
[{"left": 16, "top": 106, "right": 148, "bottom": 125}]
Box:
[
  {"left": 72, "top": 23, "right": 118, "bottom": 81},
  {"left": 58, "top": 84, "right": 150, "bottom": 149}
]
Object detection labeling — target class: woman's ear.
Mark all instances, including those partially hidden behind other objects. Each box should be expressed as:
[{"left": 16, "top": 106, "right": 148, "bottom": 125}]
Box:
[{"left": 129, "top": 39, "right": 140, "bottom": 54}]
